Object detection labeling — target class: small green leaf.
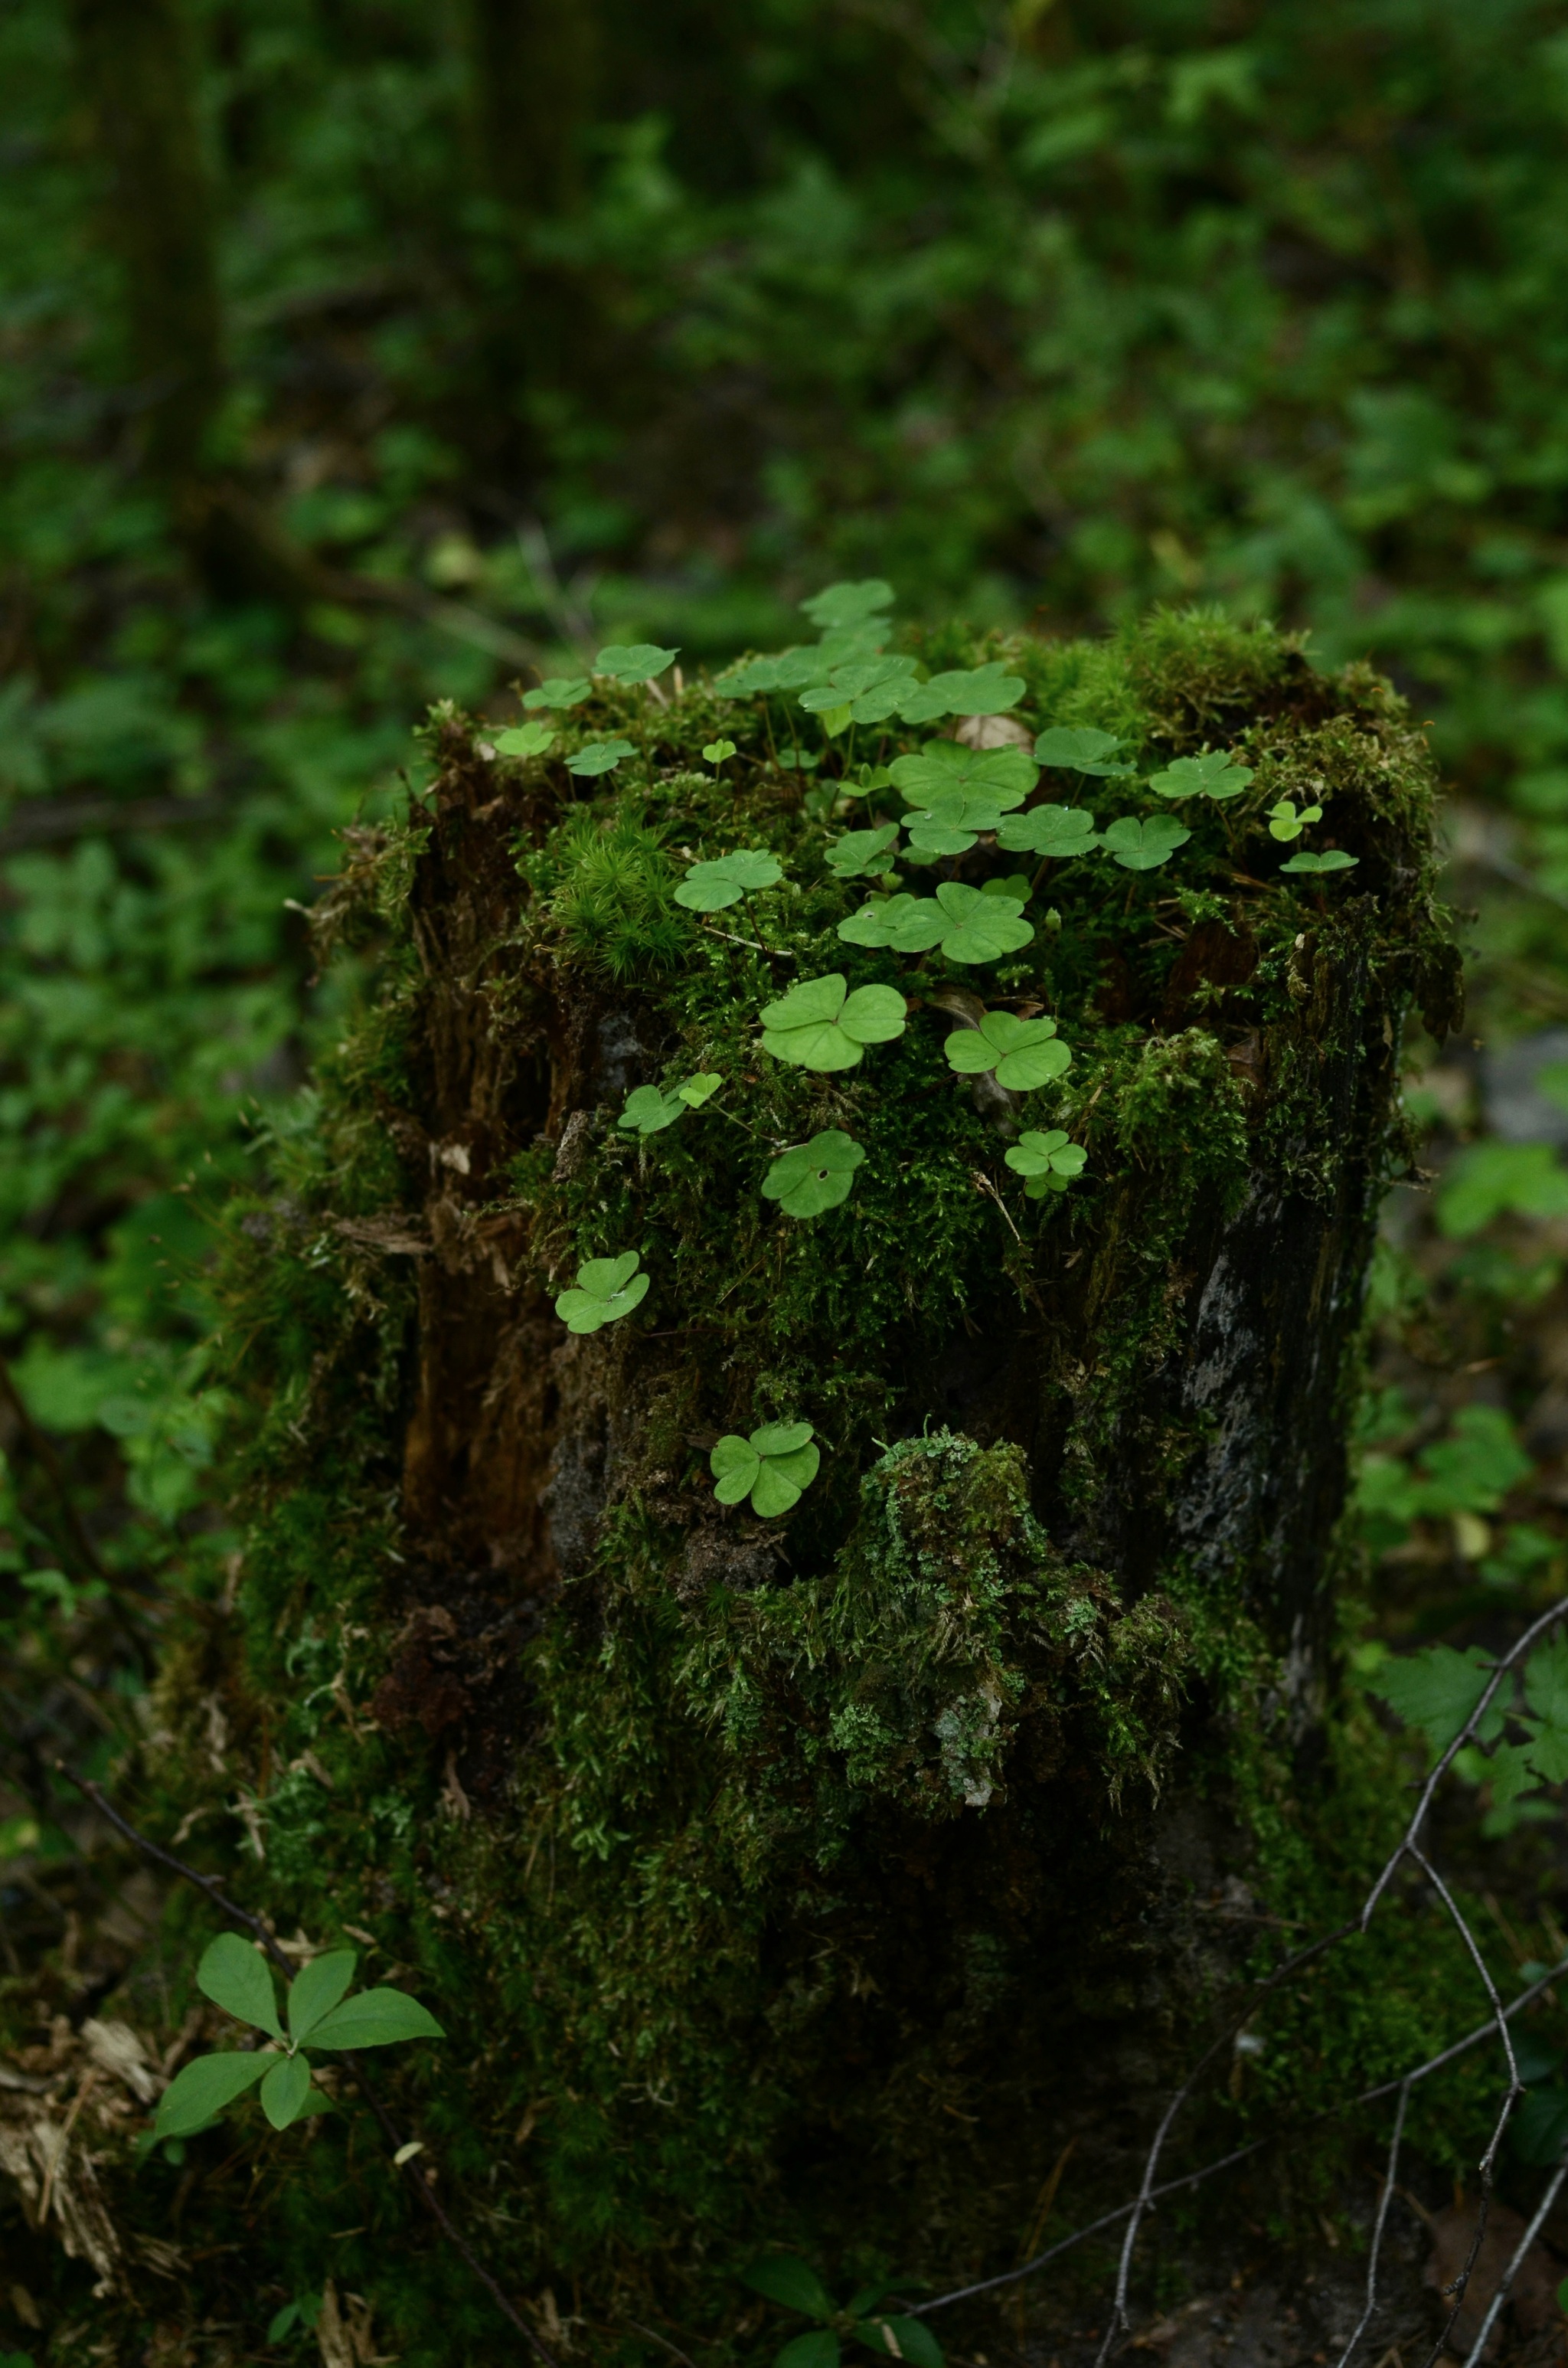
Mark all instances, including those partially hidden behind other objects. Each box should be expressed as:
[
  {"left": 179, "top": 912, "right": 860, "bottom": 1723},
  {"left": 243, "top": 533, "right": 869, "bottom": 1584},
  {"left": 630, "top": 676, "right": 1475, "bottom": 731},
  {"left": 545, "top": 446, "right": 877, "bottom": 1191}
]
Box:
[
  {"left": 710, "top": 1436, "right": 761, "bottom": 1504},
  {"left": 745, "top": 2255, "right": 839, "bottom": 2318},
  {"left": 1148, "top": 750, "right": 1254, "bottom": 801},
  {"left": 266, "top": 2303, "right": 301, "bottom": 2343},
  {"left": 593, "top": 643, "right": 679, "bottom": 683},
  {"left": 198, "top": 1934, "right": 283, "bottom": 2040},
  {"left": 675, "top": 849, "right": 785, "bottom": 911},
  {"left": 154, "top": 2049, "right": 271, "bottom": 2139},
  {"left": 779, "top": 2337, "right": 841, "bottom": 2368},
  {"left": 997, "top": 803, "right": 1098, "bottom": 859},
  {"left": 703, "top": 739, "right": 737, "bottom": 765},
  {"left": 826, "top": 826, "right": 901, "bottom": 881},
  {"left": 944, "top": 1011, "right": 1071, "bottom": 1092},
  {"left": 288, "top": 1949, "right": 356, "bottom": 2046},
  {"left": 305, "top": 1987, "right": 446, "bottom": 2050},
  {"left": 522, "top": 677, "right": 591, "bottom": 710},
  {"left": 929, "top": 881, "right": 1033, "bottom": 964},
  {"left": 1524, "top": 1633, "right": 1568, "bottom": 1782},
  {"left": 845, "top": 2285, "right": 897, "bottom": 2319},
  {"left": 1098, "top": 815, "right": 1191, "bottom": 872},
  {"left": 760, "top": 973, "right": 906, "bottom": 1071},
  {"left": 564, "top": 738, "right": 636, "bottom": 777},
  {"left": 763, "top": 1130, "right": 866, "bottom": 1218},
  {"left": 838, "top": 894, "right": 947, "bottom": 953},
  {"left": 495, "top": 721, "right": 555, "bottom": 758},
  {"left": 799, "top": 658, "right": 918, "bottom": 716},
  {"left": 554, "top": 1251, "right": 650, "bottom": 1334},
  {"left": 1436, "top": 1141, "right": 1568, "bottom": 1238},
  {"left": 712, "top": 1428, "right": 821, "bottom": 1518},
  {"left": 1033, "top": 726, "right": 1134, "bottom": 777},
  {"left": 1266, "top": 798, "right": 1322, "bottom": 842},
  {"left": 800, "top": 580, "right": 895, "bottom": 630},
  {"left": 1279, "top": 848, "right": 1359, "bottom": 874},
  {"left": 260, "top": 2054, "right": 314, "bottom": 2131},
  {"left": 1005, "top": 1129, "right": 1087, "bottom": 1196},
  {"left": 619, "top": 1085, "right": 685, "bottom": 1135},
  {"left": 1364, "top": 1643, "right": 1505, "bottom": 1755},
  {"left": 896, "top": 662, "right": 1025, "bottom": 722},
  {"left": 677, "top": 1073, "right": 722, "bottom": 1107},
  {"left": 857, "top": 2318, "right": 944, "bottom": 2368}
]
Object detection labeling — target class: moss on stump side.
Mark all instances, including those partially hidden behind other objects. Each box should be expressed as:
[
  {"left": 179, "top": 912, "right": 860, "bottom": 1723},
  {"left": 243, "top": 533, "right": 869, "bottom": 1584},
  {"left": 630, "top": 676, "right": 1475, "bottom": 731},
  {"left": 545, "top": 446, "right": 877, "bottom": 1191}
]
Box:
[{"left": 132, "top": 611, "right": 1460, "bottom": 2353}]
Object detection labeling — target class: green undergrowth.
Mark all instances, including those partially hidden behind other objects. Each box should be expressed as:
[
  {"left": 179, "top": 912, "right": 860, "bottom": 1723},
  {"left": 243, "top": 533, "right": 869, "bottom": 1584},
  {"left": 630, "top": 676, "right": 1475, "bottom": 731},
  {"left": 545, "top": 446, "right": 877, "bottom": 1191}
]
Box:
[{"left": 108, "top": 608, "right": 1488, "bottom": 2361}]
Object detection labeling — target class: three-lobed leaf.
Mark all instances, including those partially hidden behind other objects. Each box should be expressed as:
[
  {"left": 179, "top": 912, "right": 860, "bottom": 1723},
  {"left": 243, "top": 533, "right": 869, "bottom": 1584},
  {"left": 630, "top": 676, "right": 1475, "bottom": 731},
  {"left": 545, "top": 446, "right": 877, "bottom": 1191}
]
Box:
[
  {"left": 1280, "top": 848, "right": 1359, "bottom": 874},
  {"left": 800, "top": 580, "right": 895, "bottom": 631},
  {"left": 564, "top": 738, "right": 635, "bottom": 777},
  {"left": 675, "top": 849, "right": 785, "bottom": 911},
  {"left": 888, "top": 742, "right": 1037, "bottom": 806},
  {"left": 1266, "top": 798, "right": 1321, "bottom": 842},
  {"left": 1004, "top": 1129, "right": 1087, "bottom": 1197},
  {"left": 928, "top": 881, "right": 1033, "bottom": 963},
  {"left": 1033, "top": 725, "right": 1134, "bottom": 777},
  {"left": 997, "top": 803, "right": 1097, "bottom": 859},
  {"left": 593, "top": 643, "right": 679, "bottom": 683},
  {"left": 760, "top": 973, "right": 906, "bottom": 1071},
  {"left": 1148, "top": 750, "right": 1253, "bottom": 801},
  {"left": 945, "top": 1011, "right": 1071, "bottom": 1092},
  {"left": 198, "top": 1934, "right": 283, "bottom": 2040},
  {"left": 1099, "top": 815, "right": 1191, "bottom": 872},
  {"left": 763, "top": 1130, "right": 865, "bottom": 1218},
  {"left": 711, "top": 1428, "right": 821, "bottom": 1518},
  {"left": 826, "top": 826, "right": 900, "bottom": 880},
  {"left": 495, "top": 721, "right": 554, "bottom": 758},
  {"left": 522, "top": 677, "right": 590, "bottom": 711},
  {"left": 554, "top": 1250, "right": 650, "bottom": 1334},
  {"left": 895, "top": 661, "right": 1025, "bottom": 721}
]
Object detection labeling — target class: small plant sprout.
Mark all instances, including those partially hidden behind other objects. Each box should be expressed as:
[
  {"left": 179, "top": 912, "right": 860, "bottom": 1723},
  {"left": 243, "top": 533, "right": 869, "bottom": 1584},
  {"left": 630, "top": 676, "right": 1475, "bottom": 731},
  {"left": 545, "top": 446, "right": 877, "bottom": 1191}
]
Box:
[
  {"left": 495, "top": 721, "right": 556, "bottom": 759},
  {"left": 593, "top": 643, "right": 680, "bottom": 685},
  {"left": 1148, "top": 748, "right": 1254, "bottom": 802},
  {"left": 266, "top": 2297, "right": 323, "bottom": 2346},
  {"left": 1099, "top": 815, "right": 1191, "bottom": 872},
  {"left": 674, "top": 849, "right": 785, "bottom": 911},
  {"left": 762, "top": 1130, "right": 866, "bottom": 1217},
  {"left": 1033, "top": 725, "right": 1135, "bottom": 777},
  {"left": 944, "top": 1010, "right": 1072, "bottom": 1091},
  {"left": 840, "top": 761, "right": 895, "bottom": 801},
  {"left": 710, "top": 1423, "right": 821, "bottom": 1517},
  {"left": 759, "top": 973, "right": 907, "bottom": 1071},
  {"left": 800, "top": 579, "right": 896, "bottom": 630},
  {"left": 742, "top": 2255, "right": 945, "bottom": 2368},
  {"left": 703, "top": 738, "right": 737, "bottom": 767},
  {"left": 564, "top": 738, "right": 636, "bottom": 777},
  {"left": 152, "top": 1935, "right": 443, "bottom": 2142},
  {"left": 841, "top": 882, "right": 1032, "bottom": 963},
  {"left": 618, "top": 1076, "right": 723, "bottom": 1135},
  {"left": 826, "top": 825, "right": 900, "bottom": 881},
  {"left": 1267, "top": 797, "right": 1323, "bottom": 841},
  {"left": 1281, "top": 846, "right": 1360, "bottom": 874},
  {"left": 554, "top": 1251, "right": 649, "bottom": 1333},
  {"left": 997, "top": 803, "right": 1098, "bottom": 859},
  {"left": 522, "top": 677, "right": 591, "bottom": 711},
  {"left": 1005, "top": 1129, "right": 1088, "bottom": 1197}
]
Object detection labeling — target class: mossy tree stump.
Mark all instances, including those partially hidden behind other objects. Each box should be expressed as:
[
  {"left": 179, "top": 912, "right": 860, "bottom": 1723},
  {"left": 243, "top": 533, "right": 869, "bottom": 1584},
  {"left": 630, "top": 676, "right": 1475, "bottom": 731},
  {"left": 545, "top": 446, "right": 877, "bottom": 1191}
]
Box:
[{"left": 156, "top": 613, "right": 1454, "bottom": 2346}]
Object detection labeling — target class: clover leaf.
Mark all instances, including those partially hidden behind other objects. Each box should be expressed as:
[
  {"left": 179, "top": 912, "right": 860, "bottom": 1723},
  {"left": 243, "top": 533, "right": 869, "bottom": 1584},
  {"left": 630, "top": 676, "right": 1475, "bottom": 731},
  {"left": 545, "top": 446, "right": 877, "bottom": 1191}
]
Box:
[
  {"left": 715, "top": 653, "right": 815, "bottom": 698},
  {"left": 710, "top": 1423, "right": 821, "bottom": 1517},
  {"left": 889, "top": 741, "right": 1037, "bottom": 806},
  {"left": 1004, "top": 1129, "right": 1088, "bottom": 1198},
  {"left": 1148, "top": 749, "right": 1254, "bottom": 802},
  {"left": 929, "top": 881, "right": 1034, "bottom": 963},
  {"left": 944, "top": 1010, "right": 1072, "bottom": 1091},
  {"left": 997, "top": 803, "right": 1098, "bottom": 859},
  {"left": 760, "top": 973, "right": 907, "bottom": 1071},
  {"left": 838, "top": 894, "right": 946, "bottom": 953},
  {"left": 1099, "top": 815, "right": 1191, "bottom": 872},
  {"left": 675, "top": 849, "right": 785, "bottom": 911},
  {"left": 799, "top": 656, "right": 919, "bottom": 724},
  {"left": 1266, "top": 798, "right": 1322, "bottom": 842},
  {"left": 763, "top": 1130, "right": 866, "bottom": 1218},
  {"left": 554, "top": 1251, "right": 650, "bottom": 1333},
  {"left": 522, "top": 677, "right": 591, "bottom": 711},
  {"left": 1033, "top": 726, "right": 1135, "bottom": 777},
  {"left": 618, "top": 1076, "right": 722, "bottom": 1134},
  {"left": 1280, "top": 847, "right": 1359, "bottom": 875},
  {"left": 827, "top": 825, "right": 900, "bottom": 881},
  {"left": 704, "top": 738, "right": 737, "bottom": 767},
  {"left": 495, "top": 721, "right": 555, "bottom": 758},
  {"left": 154, "top": 1937, "right": 443, "bottom": 2142},
  {"left": 896, "top": 662, "right": 1026, "bottom": 723},
  {"left": 593, "top": 643, "right": 679, "bottom": 683},
  {"left": 800, "top": 580, "right": 895, "bottom": 630},
  {"left": 982, "top": 873, "right": 1033, "bottom": 902},
  {"left": 564, "top": 738, "right": 635, "bottom": 777}
]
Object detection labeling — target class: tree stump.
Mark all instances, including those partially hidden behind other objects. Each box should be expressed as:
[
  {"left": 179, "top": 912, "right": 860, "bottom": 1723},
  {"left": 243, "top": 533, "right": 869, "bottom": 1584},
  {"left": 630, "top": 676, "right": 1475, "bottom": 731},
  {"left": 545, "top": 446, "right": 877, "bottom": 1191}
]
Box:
[{"left": 165, "top": 612, "right": 1454, "bottom": 2337}]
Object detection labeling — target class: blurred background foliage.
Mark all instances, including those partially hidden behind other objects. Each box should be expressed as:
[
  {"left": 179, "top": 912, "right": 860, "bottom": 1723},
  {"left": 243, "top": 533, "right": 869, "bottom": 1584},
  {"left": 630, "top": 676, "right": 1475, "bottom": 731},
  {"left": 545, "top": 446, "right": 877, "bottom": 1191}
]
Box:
[{"left": 8, "top": 0, "right": 1568, "bottom": 2163}]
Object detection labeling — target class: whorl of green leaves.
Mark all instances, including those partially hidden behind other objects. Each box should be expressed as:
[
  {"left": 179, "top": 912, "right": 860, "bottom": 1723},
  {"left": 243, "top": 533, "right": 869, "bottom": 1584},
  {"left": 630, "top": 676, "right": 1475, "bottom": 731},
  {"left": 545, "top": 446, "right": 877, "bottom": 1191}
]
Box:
[
  {"left": 495, "top": 721, "right": 554, "bottom": 758},
  {"left": 759, "top": 973, "right": 906, "bottom": 1071},
  {"left": 594, "top": 643, "right": 679, "bottom": 684},
  {"left": 1033, "top": 726, "right": 1135, "bottom": 777},
  {"left": 522, "top": 677, "right": 591, "bottom": 711},
  {"left": 838, "top": 882, "right": 1032, "bottom": 964},
  {"left": 1267, "top": 798, "right": 1322, "bottom": 842},
  {"left": 944, "top": 1009, "right": 1072, "bottom": 1091},
  {"left": 564, "top": 738, "right": 636, "bottom": 778},
  {"left": 762, "top": 1130, "right": 865, "bottom": 1218},
  {"left": 1148, "top": 749, "right": 1253, "bottom": 802},
  {"left": 675, "top": 849, "right": 785, "bottom": 911},
  {"left": 1004, "top": 1129, "right": 1087, "bottom": 1198},
  {"left": 710, "top": 1422, "right": 821, "bottom": 1517},
  {"left": 997, "top": 803, "right": 1098, "bottom": 859},
  {"left": 825, "top": 824, "right": 900, "bottom": 881},
  {"left": 1099, "top": 815, "right": 1191, "bottom": 871},
  {"left": 554, "top": 1251, "right": 649, "bottom": 1334}
]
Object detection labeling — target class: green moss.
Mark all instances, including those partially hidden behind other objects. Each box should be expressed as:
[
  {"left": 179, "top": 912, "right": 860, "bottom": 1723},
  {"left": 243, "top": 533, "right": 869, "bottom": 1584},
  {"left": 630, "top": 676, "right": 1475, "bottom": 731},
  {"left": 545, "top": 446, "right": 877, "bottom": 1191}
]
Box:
[{"left": 101, "top": 612, "right": 1474, "bottom": 2360}]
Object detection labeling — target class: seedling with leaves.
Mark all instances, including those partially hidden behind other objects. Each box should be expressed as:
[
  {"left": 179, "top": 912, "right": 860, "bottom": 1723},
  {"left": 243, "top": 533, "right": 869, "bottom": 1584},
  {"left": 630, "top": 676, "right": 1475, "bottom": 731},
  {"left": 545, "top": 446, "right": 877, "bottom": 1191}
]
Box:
[
  {"left": 703, "top": 738, "right": 737, "bottom": 767},
  {"left": 1034, "top": 725, "right": 1135, "bottom": 777},
  {"left": 763, "top": 1130, "right": 865, "bottom": 1217},
  {"left": 554, "top": 1251, "right": 649, "bottom": 1333},
  {"left": 890, "top": 743, "right": 1037, "bottom": 853},
  {"left": 1005, "top": 1129, "right": 1087, "bottom": 1197},
  {"left": 495, "top": 721, "right": 555, "bottom": 759},
  {"left": 565, "top": 738, "right": 635, "bottom": 778},
  {"left": 799, "top": 655, "right": 920, "bottom": 728},
  {"left": 1266, "top": 797, "right": 1322, "bottom": 842},
  {"left": 839, "top": 882, "right": 1033, "bottom": 964},
  {"left": 675, "top": 849, "right": 785, "bottom": 911},
  {"left": 711, "top": 1424, "right": 821, "bottom": 1517},
  {"left": 1148, "top": 749, "right": 1254, "bottom": 802},
  {"left": 152, "top": 1935, "right": 443, "bottom": 2141},
  {"left": 266, "top": 2296, "right": 323, "bottom": 2346},
  {"left": 760, "top": 973, "right": 907, "bottom": 1071},
  {"left": 826, "top": 825, "right": 900, "bottom": 881},
  {"left": 523, "top": 677, "right": 591, "bottom": 711},
  {"left": 998, "top": 803, "right": 1098, "bottom": 859},
  {"left": 944, "top": 1009, "right": 1072, "bottom": 1091},
  {"left": 1281, "top": 847, "right": 1359, "bottom": 875},
  {"left": 800, "top": 578, "right": 895, "bottom": 630},
  {"left": 742, "top": 2256, "right": 944, "bottom": 2368},
  {"left": 1365, "top": 1630, "right": 1568, "bottom": 1835},
  {"left": 593, "top": 643, "right": 680, "bottom": 685},
  {"left": 1099, "top": 815, "right": 1191, "bottom": 872},
  {"left": 618, "top": 1076, "right": 722, "bottom": 1135}
]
